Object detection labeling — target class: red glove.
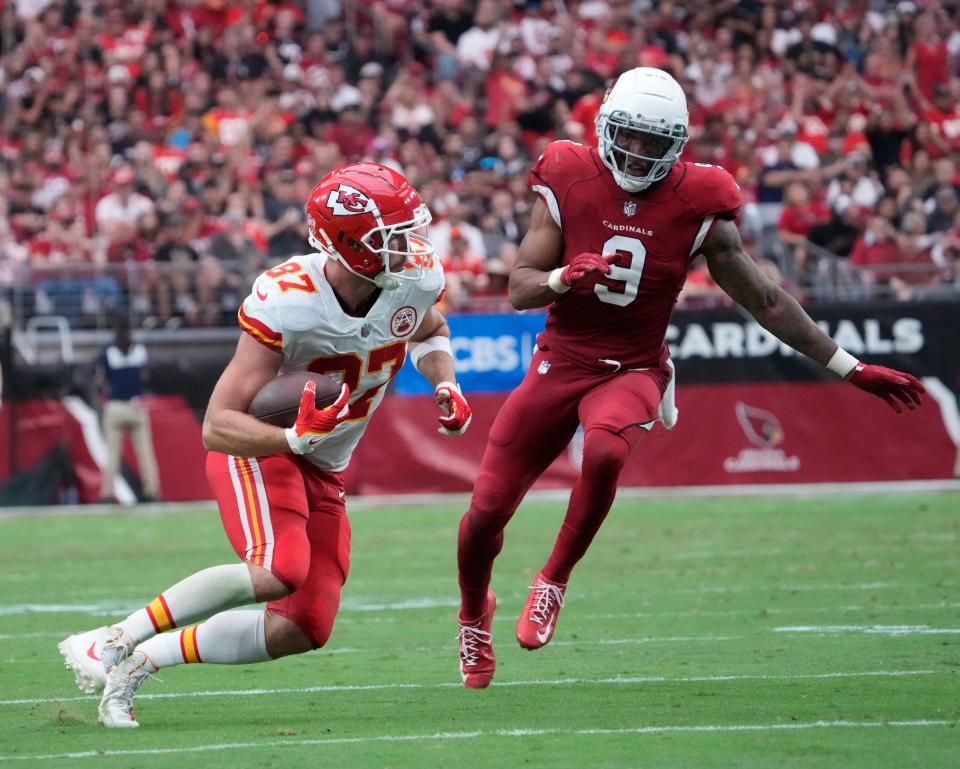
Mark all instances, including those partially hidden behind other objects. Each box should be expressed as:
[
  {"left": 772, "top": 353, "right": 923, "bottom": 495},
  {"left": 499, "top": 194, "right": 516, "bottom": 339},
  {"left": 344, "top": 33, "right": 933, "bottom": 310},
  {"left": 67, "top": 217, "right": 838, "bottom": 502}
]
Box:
[
  {"left": 285, "top": 381, "right": 351, "bottom": 454},
  {"left": 559, "top": 252, "right": 616, "bottom": 288},
  {"left": 848, "top": 364, "right": 925, "bottom": 413},
  {"left": 435, "top": 381, "right": 472, "bottom": 436}
]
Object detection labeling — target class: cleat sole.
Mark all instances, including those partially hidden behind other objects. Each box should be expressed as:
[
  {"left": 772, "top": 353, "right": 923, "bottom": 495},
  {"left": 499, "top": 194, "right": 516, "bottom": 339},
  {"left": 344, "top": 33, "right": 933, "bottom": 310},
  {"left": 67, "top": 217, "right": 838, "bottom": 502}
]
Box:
[{"left": 58, "top": 639, "right": 103, "bottom": 695}]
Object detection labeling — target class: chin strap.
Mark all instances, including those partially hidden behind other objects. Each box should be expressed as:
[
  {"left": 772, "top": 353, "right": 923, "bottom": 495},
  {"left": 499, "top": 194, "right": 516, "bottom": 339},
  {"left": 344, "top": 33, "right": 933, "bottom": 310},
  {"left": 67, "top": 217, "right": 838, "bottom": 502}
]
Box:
[{"left": 373, "top": 272, "right": 402, "bottom": 290}]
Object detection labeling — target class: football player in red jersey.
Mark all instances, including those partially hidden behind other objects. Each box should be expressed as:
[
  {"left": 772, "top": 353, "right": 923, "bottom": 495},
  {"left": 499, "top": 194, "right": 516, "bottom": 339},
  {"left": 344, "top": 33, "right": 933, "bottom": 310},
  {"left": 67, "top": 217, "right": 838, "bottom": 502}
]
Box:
[
  {"left": 455, "top": 67, "right": 925, "bottom": 689},
  {"left": 58, "top": 163, "right": 473, "bottom": 727}
]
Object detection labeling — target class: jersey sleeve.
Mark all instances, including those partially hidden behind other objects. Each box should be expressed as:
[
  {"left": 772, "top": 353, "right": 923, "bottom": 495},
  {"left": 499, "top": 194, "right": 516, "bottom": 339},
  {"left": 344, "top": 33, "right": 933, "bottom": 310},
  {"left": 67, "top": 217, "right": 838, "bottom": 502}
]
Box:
[
  {"left": 430, "top": 256, "right": 446, "bottom": 303},
  {"left": 697, "top": 164, "right": 743, "bottom": 221},
  {"left": 237, "top": 274, "right": 284, "bottom": 352},
  {"left": 527, "top": 141, "right": 588, "bottom": 230}
]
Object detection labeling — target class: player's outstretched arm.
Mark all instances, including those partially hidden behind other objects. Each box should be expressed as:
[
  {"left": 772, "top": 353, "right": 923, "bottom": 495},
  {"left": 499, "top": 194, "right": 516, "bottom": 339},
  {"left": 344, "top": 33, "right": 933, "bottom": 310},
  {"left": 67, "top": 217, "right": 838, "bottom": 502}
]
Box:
[
  {"left": 702, "top": 219, "right": 924, "bottom": 412},
  {"left": 202, "top": 333, "right": 293, "bottom": 456}
]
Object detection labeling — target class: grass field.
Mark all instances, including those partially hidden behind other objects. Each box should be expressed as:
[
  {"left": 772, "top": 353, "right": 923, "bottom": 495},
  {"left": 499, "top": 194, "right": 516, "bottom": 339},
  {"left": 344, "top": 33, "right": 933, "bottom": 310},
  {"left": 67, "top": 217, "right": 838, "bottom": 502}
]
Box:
[{"left": 0, "top": 491, "right": 958, "bottom": 768}]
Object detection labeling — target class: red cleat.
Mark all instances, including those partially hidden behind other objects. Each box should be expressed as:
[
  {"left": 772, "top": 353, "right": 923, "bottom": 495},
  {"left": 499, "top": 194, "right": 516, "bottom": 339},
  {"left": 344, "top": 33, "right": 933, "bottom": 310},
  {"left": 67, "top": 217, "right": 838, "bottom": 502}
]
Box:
[
  {"left": 516, "top": 573, "right": 566, "bottom": 650},
  {"left": 457, "top": 590, "right": 496, "bottom": 689}
]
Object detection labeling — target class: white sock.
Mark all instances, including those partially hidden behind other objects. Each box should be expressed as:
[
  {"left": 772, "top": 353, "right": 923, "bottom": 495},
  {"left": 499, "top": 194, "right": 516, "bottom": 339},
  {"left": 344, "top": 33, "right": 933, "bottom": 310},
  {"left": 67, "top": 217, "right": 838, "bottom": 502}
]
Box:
[
  {"left": 117, "top": 564, "right": 257, "bottom": 644},
  {"left": 137, "top": 610, "right": 270, "bottom": 669}
]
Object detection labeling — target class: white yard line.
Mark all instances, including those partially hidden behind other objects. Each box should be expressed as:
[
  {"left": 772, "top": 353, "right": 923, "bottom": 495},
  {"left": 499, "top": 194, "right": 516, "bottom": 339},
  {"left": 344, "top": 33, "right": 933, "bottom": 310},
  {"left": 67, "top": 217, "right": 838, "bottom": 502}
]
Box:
[
  {"left": 0, "top": 719, "right": 954, "bottom": 762},
  {"left": 5, "top": 596, "right": 956, "bottom": 639},
  {"left": 549, "top": 636, "right": 739, "bottom": 647},
  {"left": 775, "top": 625, "right": 960, "bottom": 635},
  {"left": 0, "top": 602, "right": 144, "bottom": 617},
  {"left": 0, "top": 631, "right": 72, "bottom": 640},
  {"left": 577, "top": 602, "right": 960, "bottom": 620},
  {"left": 1, "top": 669, "right": 952, "bottom": 707},
  {"left": 3, "top": 598, "right": 957, "bottom": 639},
  {"left": 2, "top": 580, "right": 951, "bottom": 619},
  {"left": 668, "top": 581, "right": 946, "bottom": 594},
  {"left": 1, "top": 479, "right": 957, "bottom": 519}
]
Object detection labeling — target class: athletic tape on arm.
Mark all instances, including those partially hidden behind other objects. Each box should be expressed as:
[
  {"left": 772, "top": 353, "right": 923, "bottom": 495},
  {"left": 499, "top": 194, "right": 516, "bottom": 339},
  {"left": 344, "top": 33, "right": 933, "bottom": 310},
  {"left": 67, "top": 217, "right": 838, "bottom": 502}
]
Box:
[{"left": 410, "top": 335, "right": 453, "bottom": 371}]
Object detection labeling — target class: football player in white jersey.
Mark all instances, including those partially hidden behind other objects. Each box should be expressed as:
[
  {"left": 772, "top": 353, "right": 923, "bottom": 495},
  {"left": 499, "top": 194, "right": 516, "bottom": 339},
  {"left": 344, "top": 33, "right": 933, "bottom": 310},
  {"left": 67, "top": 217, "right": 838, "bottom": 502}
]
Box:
[{"left": 58, "top": 163, "right": 472, "bottom": 727}]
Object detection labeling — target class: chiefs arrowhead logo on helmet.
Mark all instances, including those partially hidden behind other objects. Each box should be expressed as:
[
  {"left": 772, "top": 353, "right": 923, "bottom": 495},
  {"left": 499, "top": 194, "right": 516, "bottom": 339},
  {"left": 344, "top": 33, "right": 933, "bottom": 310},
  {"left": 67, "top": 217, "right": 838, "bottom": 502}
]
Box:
[{"left": 326, "top": 184, "right": 376, "bottom": 216}]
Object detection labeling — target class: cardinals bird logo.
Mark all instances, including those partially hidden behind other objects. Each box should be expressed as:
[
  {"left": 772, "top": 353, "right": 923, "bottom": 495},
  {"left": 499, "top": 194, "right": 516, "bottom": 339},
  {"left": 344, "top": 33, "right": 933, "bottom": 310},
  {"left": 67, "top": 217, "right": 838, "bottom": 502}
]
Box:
[{"left": 735, "top": 402, "right": 785, "bottom": 448}]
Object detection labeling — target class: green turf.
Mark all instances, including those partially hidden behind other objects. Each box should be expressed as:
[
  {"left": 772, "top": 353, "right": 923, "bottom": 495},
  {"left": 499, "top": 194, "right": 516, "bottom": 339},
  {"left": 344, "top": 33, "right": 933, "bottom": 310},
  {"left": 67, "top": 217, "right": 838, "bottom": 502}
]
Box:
[{"left": 0, "top": 492, "right": 957, "bottom": 768}]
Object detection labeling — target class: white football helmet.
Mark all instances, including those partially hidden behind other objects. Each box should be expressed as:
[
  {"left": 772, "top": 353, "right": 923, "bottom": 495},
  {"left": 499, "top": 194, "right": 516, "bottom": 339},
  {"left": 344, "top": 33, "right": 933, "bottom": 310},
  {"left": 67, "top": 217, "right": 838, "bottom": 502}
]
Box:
[{"left": 595, "top": 67, "right": 689, "bottom": 193}]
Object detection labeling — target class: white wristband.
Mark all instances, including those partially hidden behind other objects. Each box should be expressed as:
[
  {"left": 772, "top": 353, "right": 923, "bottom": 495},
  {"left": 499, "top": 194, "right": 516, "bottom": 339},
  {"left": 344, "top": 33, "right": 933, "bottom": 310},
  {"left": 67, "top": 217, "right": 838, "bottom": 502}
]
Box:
[
  {"left": 826, "top": 347, "right": 860, "bottom": 378},
  {"left": 410, "top": 335, "right": 453, "bottom": 371},
  {"left": 435, "top": 380, "right": 460, "bottom": 395},
  {"left": 546, "top": 268, "right": 570, "bottom": 294}
]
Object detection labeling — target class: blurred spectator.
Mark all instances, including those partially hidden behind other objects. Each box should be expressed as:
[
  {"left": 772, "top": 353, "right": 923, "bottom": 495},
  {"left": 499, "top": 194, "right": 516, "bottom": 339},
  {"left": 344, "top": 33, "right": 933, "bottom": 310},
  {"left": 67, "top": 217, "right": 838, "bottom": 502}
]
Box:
[
  {"left": 918, "top": 81, "right": 960, "bottom": 154},
  {"left": 926, "top": 186, "right": 960, "bottom": 233},
  {"left": 456, "top": 1, "right": 503, "bottom": 73},
  {"left": 777, "top": 182, "right": 831, "bottom": 283},
  {"left": 808, "top": 199, "right": 862, "bottom": 261},
  {"left": 324, "top": 104, "right": 376, "bottom": 160},
  {"left": 906, "top": 11, "right": 950, "bottom": 101},
  {"left": 484, "top": 49, "right": 527, "bottom": 128},
  {"left": 431, "top": 202, "right": 486, "bottom": 264},
  {"left": 0, "top": 220, "right": 28, "bottom": 288},
  {"left": 440, "top": 225, "right": 488, "bottom": 310},
  {"left": 825, "top": 153, "right": 884, "bottom": 215},
  {"left": 262, "top": 170, "right": 309, "bottom": 259},
  {"left": 154, "top": 218, "right": 201, "bottom": 324},
  {"left": 887, "top": 210, "right": 944, "bottom": 299},
  {"left": 756, "top": 134, "right": 810, "bottom": 234},
  {"left": 94, "top": 167, "right": 155, "bottom": 248}
]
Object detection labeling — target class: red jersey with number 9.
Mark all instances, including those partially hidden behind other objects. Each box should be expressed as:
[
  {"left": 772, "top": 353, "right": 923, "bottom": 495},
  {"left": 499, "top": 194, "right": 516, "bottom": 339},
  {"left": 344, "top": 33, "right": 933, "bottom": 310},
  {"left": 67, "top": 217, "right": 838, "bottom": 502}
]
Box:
[{"left": 529, "top": 141, "right": 742, "bottom": 369}]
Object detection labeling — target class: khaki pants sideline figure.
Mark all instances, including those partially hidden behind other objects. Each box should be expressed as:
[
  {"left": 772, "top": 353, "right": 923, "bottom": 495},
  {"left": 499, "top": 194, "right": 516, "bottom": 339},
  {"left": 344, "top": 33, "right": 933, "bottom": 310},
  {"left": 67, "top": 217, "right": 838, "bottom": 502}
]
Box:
[{"left": 100, "top": 399, "right": 160, "bottom": 500}]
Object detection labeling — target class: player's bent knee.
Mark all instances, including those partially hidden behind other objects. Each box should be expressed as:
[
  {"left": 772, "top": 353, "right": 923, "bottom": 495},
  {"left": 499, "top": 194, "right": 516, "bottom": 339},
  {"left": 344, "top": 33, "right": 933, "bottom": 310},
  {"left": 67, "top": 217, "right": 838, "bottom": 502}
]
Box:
[
  {"left": 247, "top": 562, "right": 295, "bottom": 602},
  {"left": 581, "top": 428, "right": 631, "bottom": 478},
  {"left": 286, "top": 598, "right": 338, "bottom": 650},
  {"left": 468, "top": 471, "right": 522, "bottom": 520},
  {"left": 263, "top": 611, "right": 313, "bottom": 658},
  {"left": 260, "top": 544, "right": 312, "bottom": 596}
]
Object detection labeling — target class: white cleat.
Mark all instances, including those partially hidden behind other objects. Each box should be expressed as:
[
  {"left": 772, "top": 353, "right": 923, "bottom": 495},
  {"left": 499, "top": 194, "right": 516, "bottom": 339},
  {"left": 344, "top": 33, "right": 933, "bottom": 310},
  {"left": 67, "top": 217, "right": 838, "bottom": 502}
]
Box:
[
  {"left": 57, "top": 626, "right": 134, "bottom": 694},
  {"left": 98, "top": 651, "right": 157, "bottom": 728}
]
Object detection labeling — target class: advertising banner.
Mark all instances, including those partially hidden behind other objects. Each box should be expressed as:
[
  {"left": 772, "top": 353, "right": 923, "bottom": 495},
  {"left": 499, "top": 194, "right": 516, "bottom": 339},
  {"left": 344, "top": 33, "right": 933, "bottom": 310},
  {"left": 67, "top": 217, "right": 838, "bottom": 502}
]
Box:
[
  {"left": 2, "top": 302, "right": 957, "bottom": 503},
  {"left": 393, "top": 312, "right": 544, "bottom": 395},
  {"left": 363, "top": 301, "right": 959, "bottom": 493}
]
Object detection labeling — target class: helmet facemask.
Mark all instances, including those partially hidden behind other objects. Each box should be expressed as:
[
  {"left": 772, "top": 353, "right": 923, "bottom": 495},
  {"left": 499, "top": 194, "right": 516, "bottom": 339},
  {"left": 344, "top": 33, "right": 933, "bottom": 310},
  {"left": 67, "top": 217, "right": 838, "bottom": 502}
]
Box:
[
  {"left": 362, "top": 203, "right": 434, "bottom": 290},
  {"left": 597, "top": 110, "right": 688, "bottom": 193}
]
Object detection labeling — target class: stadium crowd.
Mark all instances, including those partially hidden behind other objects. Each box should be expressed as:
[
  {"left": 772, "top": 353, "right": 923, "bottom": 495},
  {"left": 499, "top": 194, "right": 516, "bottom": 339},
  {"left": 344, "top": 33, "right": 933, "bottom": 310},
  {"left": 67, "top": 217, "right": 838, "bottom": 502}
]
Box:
[{"left": 2, "top": 0, "right": 960, "bottom": 329}]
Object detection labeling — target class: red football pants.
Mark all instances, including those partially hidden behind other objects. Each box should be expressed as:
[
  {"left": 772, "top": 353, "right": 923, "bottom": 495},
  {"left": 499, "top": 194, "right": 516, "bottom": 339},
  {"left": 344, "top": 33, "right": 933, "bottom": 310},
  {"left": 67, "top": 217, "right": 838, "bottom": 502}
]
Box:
[
  {"left": 206, "top": 452, "right": 351, "bottom": 648},
  {"left": 458, "top": 348, "right": 667, "bottom": 617}
]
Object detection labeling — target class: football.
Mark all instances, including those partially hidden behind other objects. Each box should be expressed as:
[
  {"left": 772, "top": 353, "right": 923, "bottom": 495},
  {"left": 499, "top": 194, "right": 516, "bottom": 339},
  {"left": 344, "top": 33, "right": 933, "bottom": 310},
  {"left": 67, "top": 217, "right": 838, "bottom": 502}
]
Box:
[{"left": 248, "top": 371, "right": 342, "bottom": 427}]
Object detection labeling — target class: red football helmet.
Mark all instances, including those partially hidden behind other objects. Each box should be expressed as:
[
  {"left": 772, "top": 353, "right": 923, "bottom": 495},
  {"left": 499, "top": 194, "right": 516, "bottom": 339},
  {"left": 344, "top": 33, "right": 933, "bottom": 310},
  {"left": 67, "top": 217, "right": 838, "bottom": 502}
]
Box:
[{"left": 305, "top": 162, "right": 434, "bottom": 290}]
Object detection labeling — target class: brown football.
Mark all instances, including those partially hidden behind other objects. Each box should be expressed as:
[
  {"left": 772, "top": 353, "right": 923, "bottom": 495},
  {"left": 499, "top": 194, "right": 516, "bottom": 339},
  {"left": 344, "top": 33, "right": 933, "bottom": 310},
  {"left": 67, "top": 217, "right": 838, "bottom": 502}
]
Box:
[{"left": 248, "top": 371, "right": 342, "bottom": 427}]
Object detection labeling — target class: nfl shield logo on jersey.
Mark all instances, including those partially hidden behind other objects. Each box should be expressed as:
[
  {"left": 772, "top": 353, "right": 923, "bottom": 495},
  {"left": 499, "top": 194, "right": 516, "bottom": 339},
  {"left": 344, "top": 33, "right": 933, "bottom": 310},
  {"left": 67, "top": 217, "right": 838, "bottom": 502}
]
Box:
[
  {"left": 537, "top": 360, "right": 551, "bottom": 375},
  {"left": 623, "top": 201, "right": 637, "bottom": 217}
]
